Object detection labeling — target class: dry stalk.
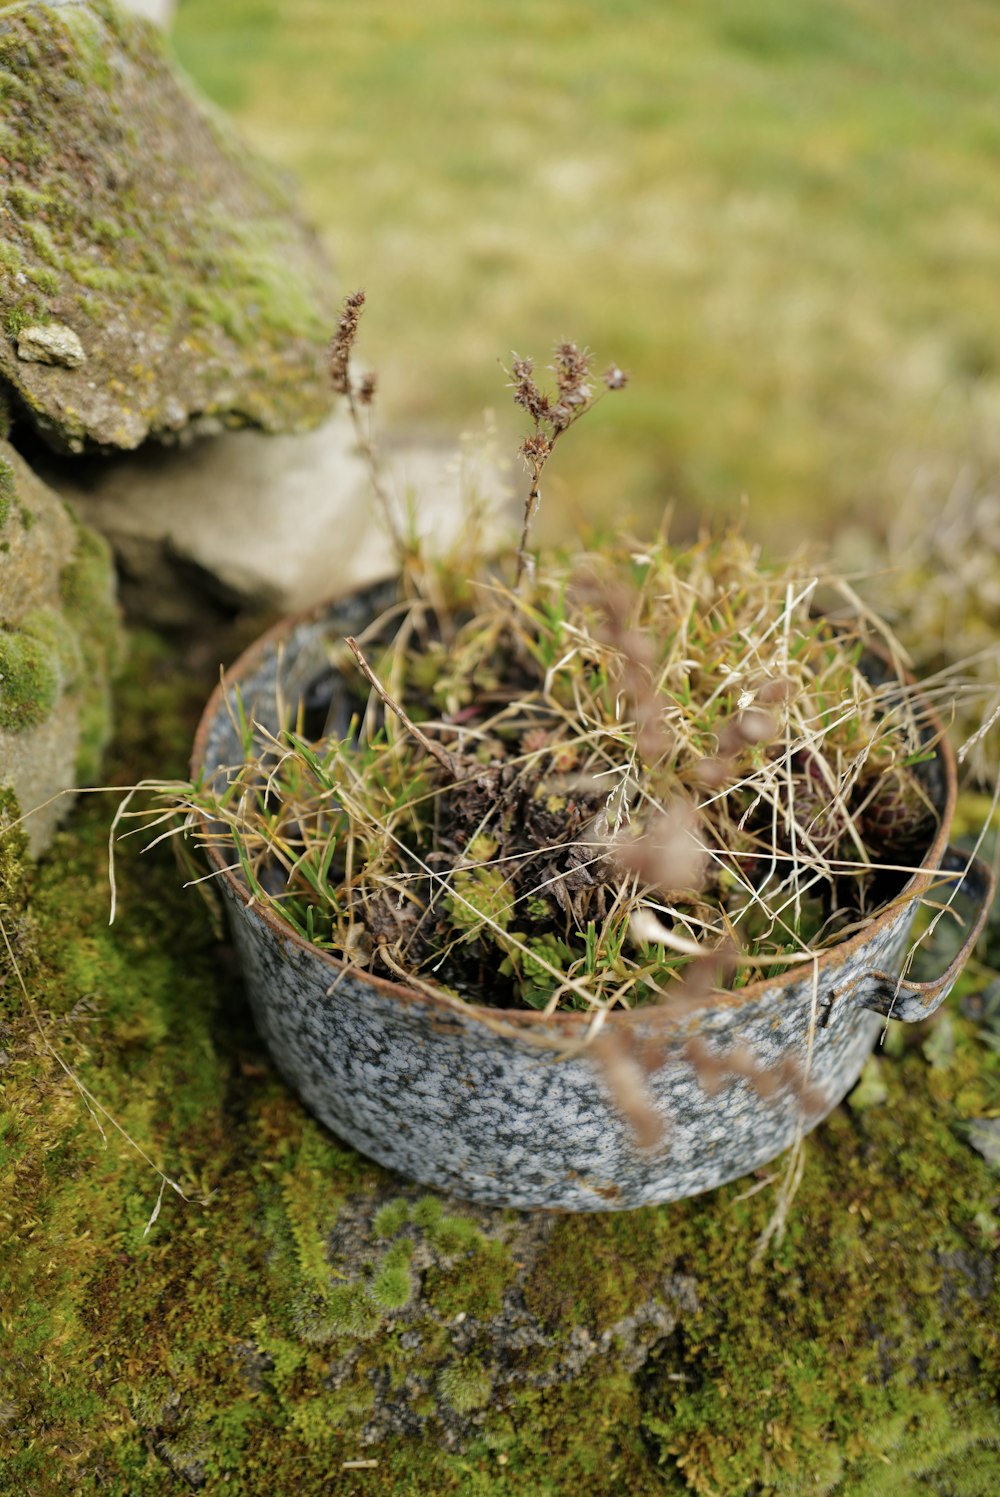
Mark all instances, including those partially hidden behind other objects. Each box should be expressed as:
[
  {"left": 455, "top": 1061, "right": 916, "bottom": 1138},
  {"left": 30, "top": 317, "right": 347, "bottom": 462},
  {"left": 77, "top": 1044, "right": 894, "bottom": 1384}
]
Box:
[
  {"left": 345, "top": 636, "right": 458, "bottom": 778},
  {"left": 329, "top": 288, "right": 407, "bottom": 558}
]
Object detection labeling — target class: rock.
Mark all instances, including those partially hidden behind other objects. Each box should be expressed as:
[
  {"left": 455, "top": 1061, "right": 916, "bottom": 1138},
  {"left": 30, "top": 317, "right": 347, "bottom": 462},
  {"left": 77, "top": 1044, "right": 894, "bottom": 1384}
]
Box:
[
  {"left": 0, "top": 1, "right": 333, "bottom": 453},
  {"left": 117, "top": 0, "right": 173, "bottom": 25},
  {"left": 0, "top": 439, "right": 122, "bottom": 855},
  {"left": 41, "top": 416, "right": 513, "bottom": 625},
  {"left": 16, "top": 324, "right": 86, "bottom": 369}
]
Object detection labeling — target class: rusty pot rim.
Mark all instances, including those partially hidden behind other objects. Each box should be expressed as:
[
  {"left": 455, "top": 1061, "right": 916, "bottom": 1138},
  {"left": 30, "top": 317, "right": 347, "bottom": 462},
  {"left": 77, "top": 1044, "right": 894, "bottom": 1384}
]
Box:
[{"left": 190, "top": 582, "right": 958, "bottom": 1032}]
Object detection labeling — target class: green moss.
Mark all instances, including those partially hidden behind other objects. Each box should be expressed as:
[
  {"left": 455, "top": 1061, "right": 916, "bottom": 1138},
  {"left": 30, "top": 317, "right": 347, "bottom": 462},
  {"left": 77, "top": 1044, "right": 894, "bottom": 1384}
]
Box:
[
  {"left": 58, "top": 518, "right": 122, "bottom": 782},
  {"left": 3, "top": 297, "right": 47, "bottom": 338},
  {"left": 325, "top": 1283, "right": 382, "bottom": 1340},
  {"left": 0, "top": 0, "right": 332, "bottom": 448},
  {"left": 90, "top": 216, "right": 124, "bottom": 246},
  {"left": 6, "top": 184, "right": 55, "bottom": 219},
  {"left": 0, "top": 620, "right": 61, "bottom": 731},
  {"left": 0, "top": 781, "right": 28, "bottom": 914},
  {"left": 421, "top": 1236, "right": 513, "bottom": 1323},
  {"left": 636, "top": 1069, "right": 1000, "bottom": 1493},
  {"left": 0, "top": 629, "right": 997, "bottom": 1495},
  {"left": 429, "top": 1213, "right": 486, "bottom": 1255},
  {"left": 0, "top": 67, "right": 28, "bottom": 103},
  {"left": 438, "top": 1360, "right": 493, "bottom": 1414},
  {"left": 24, "top": 220, "right": 61, "bottom": 269},
  {"left": 411, "top": 1194, "right": 444, "bottom": 1231},
  {"left": 20, "top": 606, "right": 83, "bottom": 684},
  {"left": 370, "top": 1238, "right": 414, "bottom": 1309},
  {"left": 0, "top": 239, "right": 22, "bottom": 273},
  {"left": 25, "top": 264, "right": 60, "bottom": 296},
  {"left": 76, "top": 293, "right": 102, "bottom": 323},
  {"left": 74, "top": 261, "right": 131, "bottom": 294},
  {"left": 373, "top": 1197, "right": 412, "bottom": 1238},
  {"left": 0, "top": 455, "right": 12, "bottom": 528}
]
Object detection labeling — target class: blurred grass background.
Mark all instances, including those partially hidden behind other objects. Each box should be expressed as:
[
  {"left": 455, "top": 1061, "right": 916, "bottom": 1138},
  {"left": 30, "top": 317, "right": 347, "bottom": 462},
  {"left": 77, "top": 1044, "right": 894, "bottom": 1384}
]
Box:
[{"left": 173, "top": 0, "right": 1000, "bottom": 547}]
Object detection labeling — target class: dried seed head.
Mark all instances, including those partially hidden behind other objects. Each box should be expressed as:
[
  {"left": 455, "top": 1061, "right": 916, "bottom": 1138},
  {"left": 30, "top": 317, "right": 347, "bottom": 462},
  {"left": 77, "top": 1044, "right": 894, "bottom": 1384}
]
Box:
[
  {"left": 329, "top": 289, "right": 366, "bottom": 395},
  {"left": 685, "top": 1036, "right": 826, "bottom": 1112},
  {"left": 520, "top": 432, "right": 552, "bottom": 467},
  {"left": 591, "top": 1030, "right": 665, "bottom": 1150},
  {"left": 736, "top": 707, "right": 778, "bottom": 746},
  {"left": 358, "top": 370, "right": 377, "bottom": 405},
  {"left": 603, "top": 364, "right": 629, "bottom": 391},
  {"left": 553, "top": 340, "right": 592, "bottom": 401},
  {"left": 716, "top": 707, "right": 778, "bottom": 758},
  {"left": 509, "top": 354, "right": 551, "bottom": 423},
  {"left": 692, "top": 756, "right": 730, "bottom": 789},
  {"left": 613, "top": 802, "right": 708, "bottom": 893},
  {"left": 758, "top": 677, "right": 793, "bottom": 705}
]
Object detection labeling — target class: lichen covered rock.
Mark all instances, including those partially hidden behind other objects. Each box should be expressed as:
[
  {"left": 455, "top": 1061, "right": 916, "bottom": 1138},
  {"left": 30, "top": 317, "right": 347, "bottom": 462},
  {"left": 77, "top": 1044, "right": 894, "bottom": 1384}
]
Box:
[
  {"left": 0, "top": 438, "right": 121, "bottom": 853},
  {"left": 0, "top": 0, "right": 333, "bottom": 452}
]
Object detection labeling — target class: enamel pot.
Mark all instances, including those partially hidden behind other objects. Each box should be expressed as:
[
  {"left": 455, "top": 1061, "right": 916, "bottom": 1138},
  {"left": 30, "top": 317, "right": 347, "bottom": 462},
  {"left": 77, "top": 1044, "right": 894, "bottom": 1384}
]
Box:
[{"left": 192, "top": 585, "right": 994, "bottom": 1211}]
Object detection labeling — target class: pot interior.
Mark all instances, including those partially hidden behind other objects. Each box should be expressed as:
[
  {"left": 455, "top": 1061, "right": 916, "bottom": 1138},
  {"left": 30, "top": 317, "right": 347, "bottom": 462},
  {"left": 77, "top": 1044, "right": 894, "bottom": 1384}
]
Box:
[{"left": 195, "top": 594, "right": 955, "bottom": 1009}]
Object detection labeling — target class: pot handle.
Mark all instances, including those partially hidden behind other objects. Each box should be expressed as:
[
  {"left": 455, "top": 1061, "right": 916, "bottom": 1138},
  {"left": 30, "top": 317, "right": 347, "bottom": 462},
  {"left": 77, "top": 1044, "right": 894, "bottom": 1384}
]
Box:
[{"left": 848, "top": 846, "right": 995, "bottom": 1023}]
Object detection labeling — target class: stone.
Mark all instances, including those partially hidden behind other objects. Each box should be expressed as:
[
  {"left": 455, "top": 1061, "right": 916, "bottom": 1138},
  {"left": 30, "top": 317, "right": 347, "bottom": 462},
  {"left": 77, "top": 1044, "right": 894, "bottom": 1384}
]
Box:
[
  {"left": 0, "top": 439, "right": 122, "bottom": 855},
  {"left": 16, "top": 323, "right": 86, "bottom": 369},
  {"left": 41, "top": 415, "right": 513, "bottom": 625},
  {"left": 0, "top": 1, "right": 333, "bottom": 453},
  {"left": 117, "top": 0, "right": 173, "bottom": 25}
]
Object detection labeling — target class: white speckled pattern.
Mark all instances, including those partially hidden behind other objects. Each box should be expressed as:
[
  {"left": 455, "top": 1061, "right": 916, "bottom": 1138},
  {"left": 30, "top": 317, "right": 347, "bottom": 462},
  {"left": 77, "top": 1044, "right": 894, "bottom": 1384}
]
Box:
[{"left": 195, "top": 589, "right": 961, "bottom": 1210}]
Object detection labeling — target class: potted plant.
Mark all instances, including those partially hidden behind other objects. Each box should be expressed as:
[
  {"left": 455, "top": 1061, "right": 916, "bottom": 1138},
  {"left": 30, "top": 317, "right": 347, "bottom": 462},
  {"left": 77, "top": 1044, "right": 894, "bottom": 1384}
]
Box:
[{"left": 167, "top": 294, "right": 992, "bottom": 1211}]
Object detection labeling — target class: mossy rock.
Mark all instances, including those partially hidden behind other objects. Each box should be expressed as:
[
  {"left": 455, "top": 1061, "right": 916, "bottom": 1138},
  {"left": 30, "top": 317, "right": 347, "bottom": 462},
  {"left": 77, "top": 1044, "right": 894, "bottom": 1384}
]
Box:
[
  {"left": 0, "top": 438, "right": 121, "bottom": 853},
  {"left": 0, "top": 0, "right": 333, "bottom": 452},
  {"left": 1, "top": 622, "right": 998, "bottom": 1493}
]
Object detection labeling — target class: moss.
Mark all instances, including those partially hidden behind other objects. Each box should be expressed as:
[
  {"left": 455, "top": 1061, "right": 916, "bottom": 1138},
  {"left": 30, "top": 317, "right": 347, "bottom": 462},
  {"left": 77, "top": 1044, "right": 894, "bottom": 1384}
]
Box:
[
  {"left": 4, "top": 186, "right": 52, "bottom": 220},
  {"left": 0, "top": 630, "right": 997, "bottom": 1494},
  {"left": 0, "top": 239, "right": 22, "bottom": 273},
  {"left": 438, "top": 1360, "right": 493, "bottom": 1414},
  {"left": 24, "top": 219, "right": 61, "bottom": 269},
  {"left": 74, "top": 262, "right": 131, "bottom": 294},
  {"left": 324, "top": 1283, "right": 382, "bottom": 1340},
  {"left": 411, "top": 1194, "right": 444, "bottom": 1231},
  {"left": 636, "top": 1055, "right": 1000, "bottom": 1494},
  {"left": 0, "top": 0, "right": 332, "bottom": 449},
  {"left": 0, "top": 782, "right": 29, "bottom": 914},
  {"left": 0, "top": 455, "right": 12, "bottom": 528},
  {"left": 374, "top": 1197, "right": 412, "bottom": 1239},
  {"left": 3, "top": 296, "right": 47, "bottom": 338},
  {"left": 0, "top": 619, "right": 61, "bottom": 731},
  {"left": 0, "top": 67, "right": 29, "bottom": 103},
  {"left": 429, "top": 1212, "right": 486, "bottom": 1255},
  {"left": 58, "top": 517, "right": 122, "bottom": 782},
  {"left": 24, "top": 264, "right": 59, "bottom": 296},
  {"left": 369, "top": 1238, "right": 414, "bottom": 1309}
]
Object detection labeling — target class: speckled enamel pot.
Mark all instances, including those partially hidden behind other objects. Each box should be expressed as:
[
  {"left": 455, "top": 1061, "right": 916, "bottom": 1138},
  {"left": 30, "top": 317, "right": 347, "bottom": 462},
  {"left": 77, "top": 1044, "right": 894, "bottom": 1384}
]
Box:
[{"left": 192, "top": 585, "right": 993, "bottom": 1211}]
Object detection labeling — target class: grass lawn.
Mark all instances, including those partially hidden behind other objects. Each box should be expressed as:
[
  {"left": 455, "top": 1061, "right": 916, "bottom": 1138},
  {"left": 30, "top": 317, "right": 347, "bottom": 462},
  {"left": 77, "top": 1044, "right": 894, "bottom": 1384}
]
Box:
[{"left": 174, "top": 0, "right": 1000, "bottom": 545}]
